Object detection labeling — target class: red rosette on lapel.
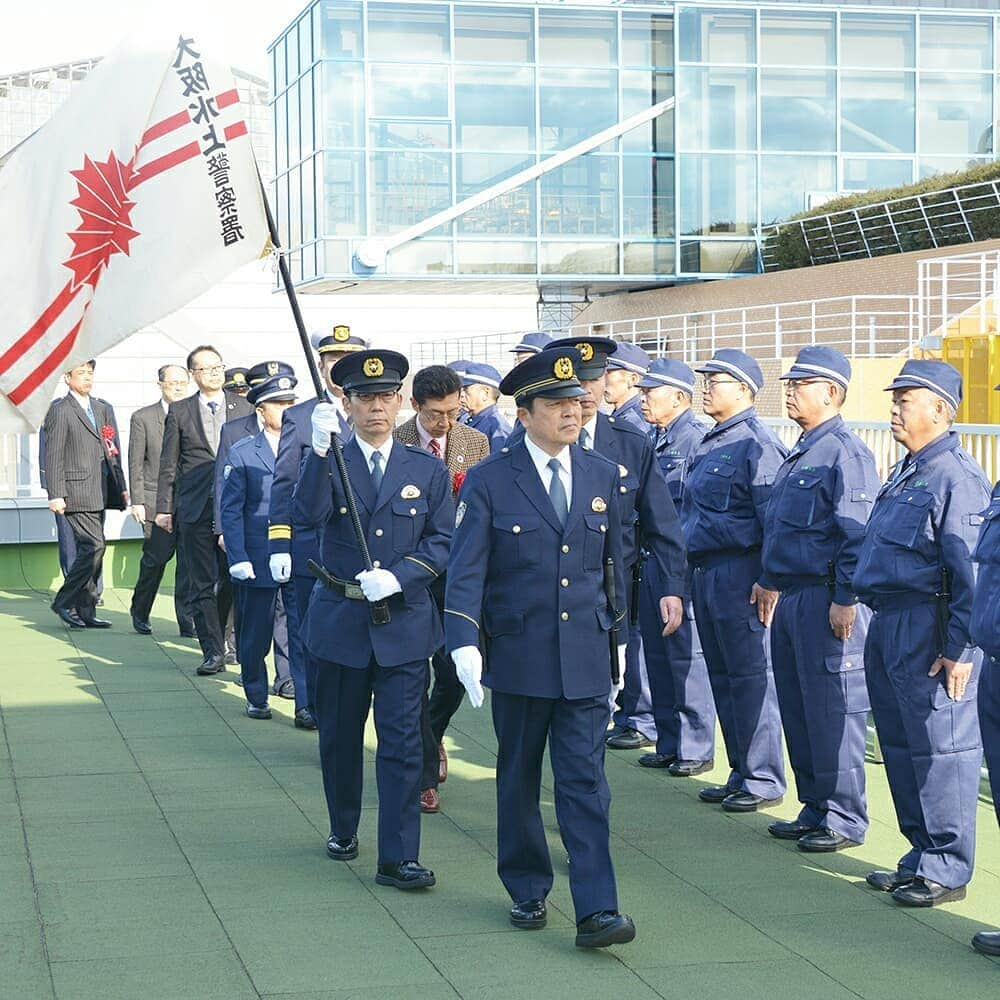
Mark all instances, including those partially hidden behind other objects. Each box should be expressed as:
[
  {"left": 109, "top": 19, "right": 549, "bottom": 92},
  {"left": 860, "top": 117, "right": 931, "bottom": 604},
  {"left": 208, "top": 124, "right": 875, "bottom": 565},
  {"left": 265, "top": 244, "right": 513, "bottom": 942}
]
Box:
[
  {"left": 452, "top": 470, "right": 466, "bottom": 497},
  {"left": 100, "top": 423, "right": 119, "bottom": 458}
]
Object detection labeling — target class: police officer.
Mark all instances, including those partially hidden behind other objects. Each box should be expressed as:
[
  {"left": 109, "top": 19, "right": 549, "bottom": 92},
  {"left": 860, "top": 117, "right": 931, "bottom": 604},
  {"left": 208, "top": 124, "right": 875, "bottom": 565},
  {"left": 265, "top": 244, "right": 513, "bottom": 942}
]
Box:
[
  {"left": 856, "top": 360, "right": 989, "bottom": 907},
  {"left": 445, "top": 347, "right": 635, "bottom": 949},
  {"left": 223, "top": 368, "right": 250, "bottom": 396},
  {"left": 219, "top": 375, "right": 299, "bottom": 719},
  {"left": 459, "top": 362, "right": 511, "bottom": 454},
  {"left": 509, "top": 332, "right": 552, "bottom": 367},
  {"left": 268, "top": 327, "right": 368, "bottom": 728},
  {"left": 297, "top": 349, "right": 453, "bottom": 891},
  {"left": 759, "top": 347, "right": 880, "bottom": 851},
  {"left": 635, "top": 359, "right": 716, "bottom": 775},
  {"left": 448, "top": 359, "right": 474, "bottom": 424},
  {"left": 683, "top": 349, "right": 787, "bottom": 811},
  {"left": 605, "top": 343, "right": 652, "bottom": 434}
]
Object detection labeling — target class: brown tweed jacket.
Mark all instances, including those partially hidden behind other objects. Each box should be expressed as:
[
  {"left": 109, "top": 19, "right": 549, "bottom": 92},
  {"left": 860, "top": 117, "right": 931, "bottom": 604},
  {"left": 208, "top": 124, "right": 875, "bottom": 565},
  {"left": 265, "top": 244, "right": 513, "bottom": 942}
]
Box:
[{"left": 394, "top": 415, "right": 491, "bottom": 486}]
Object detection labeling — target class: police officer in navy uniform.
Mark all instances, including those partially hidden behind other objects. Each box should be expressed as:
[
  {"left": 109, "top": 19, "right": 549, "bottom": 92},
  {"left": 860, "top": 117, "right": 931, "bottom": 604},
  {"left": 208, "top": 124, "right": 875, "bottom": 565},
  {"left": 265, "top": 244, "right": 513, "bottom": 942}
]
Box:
[
  {"left": 509, "top": 332, "right": 552, "bottom": 367},
  {"left": 296, "top": 349, "right": 453, "bottom": 891},
  {"left": 683, "top": 349, "right": 788, "bottom": 811},
  {"left": 448, "top": 360, "right": 474, "bottom": 424},
  {"left": 223, "top": 368, "right": 250, "bottom": 396},
  {"left": 856, "top": 360, "right": 989, "bottom": 907},
  {"left": 219, "top": 374, "right": 299, "bottom": 719},
  {"left": 458, "top": 362, "right": 512, "bottom": 454},
  {"left": 604, "top": 342, "right": 653, "bottom": 435},
  {"left": 445, "top": 347, "right": 636, "bottom": 949},
  {"left": 635, "top": 359, "right": 716, "bottom": 774},
  {"left": 759, "top": 347, "right": 881, "bottom": 852},
  {"left": 268, "top": 328, "right": 367, "bottom": 728}
]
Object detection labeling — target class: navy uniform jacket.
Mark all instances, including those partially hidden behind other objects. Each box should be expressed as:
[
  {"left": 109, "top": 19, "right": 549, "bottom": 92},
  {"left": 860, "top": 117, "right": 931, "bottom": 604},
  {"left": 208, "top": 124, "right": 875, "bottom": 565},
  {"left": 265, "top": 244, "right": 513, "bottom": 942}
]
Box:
[
  {"left": 213, "top": 412, "right": 258, "bottom": 530},
  {"left": 444, "top": 442, "right": 626, "bottom": 700},
  {"left": 468, "top": 404, "right": 512, "bottom": 455},
  {"left": 611, "top": 395, "right": 651, "bottom": 436},
  {"left": 854, "top": 431, "right": 989, "bottom": 661},
  {"left": 681, "top": 408, "right": 788, "bottom": 562},
  {"left": 219, "top": 432, "right": 278, "bottom": 588},
  {"left": 760, "top": 415, "right": 880, "bottom": 606},
  {"left": 294, "top": 438, "right": 453, "bottom": 668},
  {"left": 654, "top": 409, "right": 709, "bottom": 506},
  {"left": 971, "top": 482, "right": 1000, "bottom": 659}
]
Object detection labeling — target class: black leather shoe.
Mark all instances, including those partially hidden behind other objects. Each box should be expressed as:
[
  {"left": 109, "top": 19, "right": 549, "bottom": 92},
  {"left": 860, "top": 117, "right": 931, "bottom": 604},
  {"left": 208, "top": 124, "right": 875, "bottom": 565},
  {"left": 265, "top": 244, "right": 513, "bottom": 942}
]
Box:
[
  {"left": 510, "top": 898, "right": 547, "bottom": 929},
  {"left": 375, "top": 861, "right": 435, "bottom": 890},
  {"left": 865, "top": 868, "right": 915, "bottom": 892},
  {"left": 797, "top": 828, "right": 861, "bottom": 853},
  {"left": 275, "top": 679, "right": 296, "bottom": 700},
  {"left": 606, "top": 728, "right": 653, "bottom": 750},
  {"left": 891, "top": 877, "right": 966, "bottom": 907},
  {"left": 178, "top": 624, "right": 197, "bottom": 638},
  {"left": 196, "top": 654, "right": 225, "bottom": 675},
  {"left": 326, "top": 835, "right": 359, "bottom": 861},
  {"left": 768, "top": 819, "right": 821, "bottom": 841},
  {"left": 722, "top": 791, "right": 783, "bottom": 813},
  {"left": 669, "top": 759, "right": 714, "bottom": 777},
  {"left": 698, "top": 785, "right": 730, "bottom": 804},
  {"left": 52, "top": 606, "right": 85, "bottom": 629},
  {"left": 972, "top": 930, "right": 1000, "bottom": 956},
  {"left": 294, "top": 708, "right": 317, "bottom": 730},
  {"left": 80, "top": 616, "right": 112, "bottom": 629},
  {"left": 131, "top": 614, "right": 152, "bottom": 635},
  {"left": 638, "top": 752, "right": 675, "bottom": 768},
  {"left": 246, "top": 704, "right": 272, "bottom": 720},
  {"left": 575, "top": 911, "right": 636, "bottom": 949}
]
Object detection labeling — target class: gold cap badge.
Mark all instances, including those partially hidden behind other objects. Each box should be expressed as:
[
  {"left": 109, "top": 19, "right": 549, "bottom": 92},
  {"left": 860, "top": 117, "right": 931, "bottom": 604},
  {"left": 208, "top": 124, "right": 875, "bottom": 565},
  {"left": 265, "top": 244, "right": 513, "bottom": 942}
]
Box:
[
  {"left": 363, "top": 357, "right": 385, "bottom": 378},
  {"left": 333, "top": 325, "right": 350, "bottom": 342},
  {"left": 553, "top": 357, "right": 575, "bottom": 380},
  {"left": 267, "top": 361, "right": 279, "bottom": 375},
  {"left": 577, "top": 342, "right": 594, "bottom": 362},
  {"left": 591, "top": 497, "right": 607, "bottom": 513},
  {"left": 232, "top": 372, "right": 245, "bottom": 385}
]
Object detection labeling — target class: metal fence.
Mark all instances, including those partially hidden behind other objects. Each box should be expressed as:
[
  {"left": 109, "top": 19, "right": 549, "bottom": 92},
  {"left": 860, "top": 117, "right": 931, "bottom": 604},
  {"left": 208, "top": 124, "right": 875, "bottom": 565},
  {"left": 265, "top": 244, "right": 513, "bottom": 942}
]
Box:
[{"left": 918, "top": 248, "right": 1000, "bottom": 344}]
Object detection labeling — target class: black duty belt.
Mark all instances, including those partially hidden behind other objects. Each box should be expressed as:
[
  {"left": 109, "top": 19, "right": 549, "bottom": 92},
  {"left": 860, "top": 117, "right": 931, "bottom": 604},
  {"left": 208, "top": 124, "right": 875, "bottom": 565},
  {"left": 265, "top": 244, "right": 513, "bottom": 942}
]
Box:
[{"left": 307, "top": 560, "right": 366, "bottom": 600}]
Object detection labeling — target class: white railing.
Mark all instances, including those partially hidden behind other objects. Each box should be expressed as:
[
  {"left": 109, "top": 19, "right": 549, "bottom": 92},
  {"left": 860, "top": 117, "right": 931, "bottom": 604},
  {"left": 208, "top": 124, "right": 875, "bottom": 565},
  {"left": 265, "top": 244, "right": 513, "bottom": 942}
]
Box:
[{"left": 918, "top": 248, "right": 1000, "bottom": 345}]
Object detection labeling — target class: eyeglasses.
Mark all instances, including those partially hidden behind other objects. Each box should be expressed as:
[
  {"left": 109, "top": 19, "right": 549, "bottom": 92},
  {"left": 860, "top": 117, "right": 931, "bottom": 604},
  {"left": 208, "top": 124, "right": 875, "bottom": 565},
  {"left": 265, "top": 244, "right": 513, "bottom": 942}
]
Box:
[
  {"left": 422, "top": 407, "right": 462, "bottom": 421},
  {"left": 191, "top": 364, "right": 225, "bottom": 375},
  {"left": 701, "top": 378, "right": 741, "bottom": 391},
  {"left": 353, "top": 391, "right": 398, "bottom": 404},
  {"left": 160, "top": 379, "right": 188, "bottom": 388},
  {"left": 783, "top": 378, "right": 829, "bottom": 392}
]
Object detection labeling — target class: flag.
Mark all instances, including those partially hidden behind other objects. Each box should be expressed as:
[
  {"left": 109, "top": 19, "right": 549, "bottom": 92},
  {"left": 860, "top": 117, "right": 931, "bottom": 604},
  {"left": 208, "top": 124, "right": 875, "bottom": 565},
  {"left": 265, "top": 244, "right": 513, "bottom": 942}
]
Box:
[{"left": 0, "top": 30, "right": 269, "bottom": 432}]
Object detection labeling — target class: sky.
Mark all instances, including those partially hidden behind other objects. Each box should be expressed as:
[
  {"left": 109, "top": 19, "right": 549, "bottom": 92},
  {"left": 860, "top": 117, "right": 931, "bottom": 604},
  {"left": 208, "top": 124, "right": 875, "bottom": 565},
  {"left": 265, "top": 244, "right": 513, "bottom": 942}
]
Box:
[{"left": 1, "top": 0, "right": 311, "bottom": 77}]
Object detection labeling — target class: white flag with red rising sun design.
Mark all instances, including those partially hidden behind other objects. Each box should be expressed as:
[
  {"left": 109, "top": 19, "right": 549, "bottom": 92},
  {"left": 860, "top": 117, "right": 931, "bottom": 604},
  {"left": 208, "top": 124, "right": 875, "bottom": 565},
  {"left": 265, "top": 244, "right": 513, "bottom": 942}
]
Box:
[{"left": 0, "top": 31, "right": 269, "bottom": 431}]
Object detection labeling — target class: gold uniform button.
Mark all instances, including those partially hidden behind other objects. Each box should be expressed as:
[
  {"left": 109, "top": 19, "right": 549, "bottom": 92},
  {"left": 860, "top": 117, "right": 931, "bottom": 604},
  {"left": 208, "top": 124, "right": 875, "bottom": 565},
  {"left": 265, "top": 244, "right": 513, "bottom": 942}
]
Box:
[
  {"left": 373, "top": 560, "right": 381, "bottom": 568},
  {"left": 560, "top": 578, "right": 569, "bottom": 587},
  {"left": 560, "top": 612, "right": 569, "bottom": 621},
  {"left": 339, "top": 507, "right": 348, "bottom": 515},
  {"left": 512, "top": 525, "right": 521, "bottom": 534},
  {"left": 374, "top": 528, "right": 384, "bottom": 537},
  {"left": 561, "top": 544, "right": 570, "bottom": 553}
]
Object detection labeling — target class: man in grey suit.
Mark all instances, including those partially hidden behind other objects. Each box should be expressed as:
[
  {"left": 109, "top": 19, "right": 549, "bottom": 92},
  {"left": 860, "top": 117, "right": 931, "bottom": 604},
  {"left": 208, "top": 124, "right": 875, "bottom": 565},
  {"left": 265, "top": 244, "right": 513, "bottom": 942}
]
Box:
[
  {"left": 43, "top": 360, "right": 127, "bottom": 628},
  {"left": 129, "top": 365, "right": 196, "bottom": 636},
  {"left": 155, "top": 345, "right": 253, "bottom": 675}
]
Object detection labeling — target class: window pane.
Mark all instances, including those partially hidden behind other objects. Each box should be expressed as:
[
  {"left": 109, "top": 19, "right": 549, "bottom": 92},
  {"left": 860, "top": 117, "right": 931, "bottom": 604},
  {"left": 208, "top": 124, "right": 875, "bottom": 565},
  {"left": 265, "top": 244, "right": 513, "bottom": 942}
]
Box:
[
  {"left": 842, "top": 157, "right": 913, "bottom": 191},
  {"left": 277, "top": 173, "right": 289, "bottom": 246},
  {"left": 456, "top": 153, "right": 535, "bottom": 234},
  {"left": 322, "top": 239, "right": 350, "bottom": 273},
  {"left": 274, "top": 92, "right": 287, "bottom": 174},
  {"left": 289, "top": 166, "right": 301, "bottom": 247},
  {"left": 919, "top": 73, "right": 993, "bottom": 156},
  {"left": 457, "top": 241, "right": 537, "bottom": 275},
  {"left": 622, "top": 13, "right": 674, "bottom": 68},
  {"left": 540, "top": 69, "right": 618, "bottom": 152},
  {"left": 760, "top": 155, "right": 836, "bottom": 224},
  {"left": 323, "top": 152, "right": 365, "bottom": 235},
  {"left": 679, "top": 154, "right": 757, "bottom": 236},
  {"left": 920, "top": 16, "right": 992, "bottom": 71},
  {"left": 841, "top": 14, "right": 914, "bottom": 70},
  {"left": 320, "top": 1, "right": 364, "bottom": 59},
  {"left": 386, "top": 241, "right": 453, "bottom": 275},
  {"left": 300, "top": 70, "right": 314, "bottom": 157},
  {"left": 287, "top": 81, "right": 300, "bottom": 164},
  {"left": 680, "top": 240, "right": 757, "bottom": 275},
  {"left": 288, "top": 21, "right": 300, "bottom": 80},
  {"left": 761, "top": 70, "right": 835, "bottom": 152},
  {"left": 622, "top": 71, "right": 674, "bottom": 154},
  {"left": 368, "top": 4, "right": 449, "bottom": 61},
  {"left": 540, "top": 242, "right": 619, "bottom": 275},
  {"left": 678, "top": 8, "right": 755, "bottom": 65},
  {"left": 622, "top": 157, "right": 675, "bottom": 237},
  {"left": 323, "top": 62, "right": 365, "bottom": 147},
  {"left": 455, "top": 7, "right": 533, "bottom": 63},
  {"left": 919, "top": 156, "right": 990, "bottom": 180},
  {"left": 624, "top": 242, "right": 676, "bottom": 276},
  {"left": 370, "top": 121, "right": 451, "bottom": 149},
  {"left": 455, "top": 66, "right": 534, "bottom": 150},
  {"left": 372, "top": 151, "right": 452, "bottom": 234},
  {"left": 299, "top": 13, "right": 313, "bottom": 68},
  {"left": 677, "top": 67, "right": 755, "bottom": 151},
  {"left": 302, "top": 154, "right": 316, "bottom": 244},
  {"left": 370, "top": 64, "right": 448, "bottom": 118},
  {"left": 540, "top": 156, "right": 618, "bottom": 237},
  {"left": 841, "top": 71, "right": 915, "bottom": 154},
  {"left": 760, "top": 12, "right": 835, "bottom": 67},
  {"left": 539, "top": 10, "right": 617, "bottom": 66},
  {"left": 274, "top": 40, "right": 286, "bottom": 93}
]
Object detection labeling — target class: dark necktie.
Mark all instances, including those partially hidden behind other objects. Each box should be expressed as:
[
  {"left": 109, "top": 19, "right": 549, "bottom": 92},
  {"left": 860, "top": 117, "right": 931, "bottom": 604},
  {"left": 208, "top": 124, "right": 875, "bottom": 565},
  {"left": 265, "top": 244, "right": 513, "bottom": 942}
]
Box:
[
  {"left": 207, "top": 401, "right": 218, "bottom": 416},
  {"left": 428, "top": 439, "right": 442, "bottom": 460},
  {"left": 85, "top": 405, "right": 97, "bottom": 430},
  {"left": 547, "top": 458, "right": 568, "bottom": 528},
  {"left": 578, "top": 427, "right": 590, "bottom": 450},
  {"left": 371, "top": 450, "right": 384, "bottom": 492}
]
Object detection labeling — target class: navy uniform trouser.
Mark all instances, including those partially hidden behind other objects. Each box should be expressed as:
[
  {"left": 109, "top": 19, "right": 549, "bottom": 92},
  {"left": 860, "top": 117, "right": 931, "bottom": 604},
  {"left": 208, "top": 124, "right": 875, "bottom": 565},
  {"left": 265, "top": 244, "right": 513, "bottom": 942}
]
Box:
[
  {"left": 314, "top": 654, "right": 425, "bottom": 865},
  {"left": 771, "top": 584, "right": 871, "bottom": 842},
  {"left": 638, "top": 561, "right": 715, "bottom": 761},
  {"left": 982, "top": 655, "right": 1000, "bottom": 826},
  {"left": 290, "top": 573, "right": 319, "bottom": 714},
  {"left": 691, "top": 551, "right": 786, "bottom": 799},
  {"left": 612, "top": 615, "right": 656, "bottom": 742},
  {"left": 236, "top": 585, "right": 301, "bottom": 709},
  {"left": 491, "top": 690, "right": 618, "bottom": 923},
  {"left": 866, "top": 601, "right": 983, "bottom": 888}
]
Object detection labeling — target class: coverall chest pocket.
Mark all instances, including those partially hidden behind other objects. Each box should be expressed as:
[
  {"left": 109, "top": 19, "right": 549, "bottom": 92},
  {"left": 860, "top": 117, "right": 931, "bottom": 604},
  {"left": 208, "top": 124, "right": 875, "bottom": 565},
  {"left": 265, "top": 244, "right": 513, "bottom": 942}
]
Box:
[
  {"left": 699, "top": 461, "right": 736, "bottom": 512},
  {"left": 583, "top": 513, "right": 609, "bottom": 570},
  {"left": 390, "top": 498, "right": 428, "bottom": 551},
  {"left": 492, "top": 514, "right": 540, "bottom": 567},
  {"left": 877, "top": 489, "right": 933, "bottom": 548},
  {"left": 778, "top": 472, "right": 823, "bottom": 527}
]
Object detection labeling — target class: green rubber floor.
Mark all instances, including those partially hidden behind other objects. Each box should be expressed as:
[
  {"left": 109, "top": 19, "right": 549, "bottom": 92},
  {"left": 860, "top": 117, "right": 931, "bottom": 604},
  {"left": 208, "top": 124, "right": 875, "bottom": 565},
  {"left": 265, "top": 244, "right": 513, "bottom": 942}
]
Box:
[{"left": 0, "top": 587, "right": 997, "bottom": 999}]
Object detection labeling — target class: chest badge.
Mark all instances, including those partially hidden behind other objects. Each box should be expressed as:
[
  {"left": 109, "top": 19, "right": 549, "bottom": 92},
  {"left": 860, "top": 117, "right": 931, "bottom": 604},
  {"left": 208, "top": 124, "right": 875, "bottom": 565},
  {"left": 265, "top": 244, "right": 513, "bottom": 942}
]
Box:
[
  {"left": 401, "top": 484, "right": 421, "bottom": 499},
  {"left": 592, "top": 497, "right": 607, "bottom": 513}
]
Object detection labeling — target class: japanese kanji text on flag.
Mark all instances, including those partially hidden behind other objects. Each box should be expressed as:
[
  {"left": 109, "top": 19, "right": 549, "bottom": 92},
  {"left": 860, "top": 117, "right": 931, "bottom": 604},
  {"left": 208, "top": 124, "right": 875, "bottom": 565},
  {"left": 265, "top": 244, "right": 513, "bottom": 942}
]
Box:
[{"left": 0, "top": 31, "right": 269, "bottom": 432}]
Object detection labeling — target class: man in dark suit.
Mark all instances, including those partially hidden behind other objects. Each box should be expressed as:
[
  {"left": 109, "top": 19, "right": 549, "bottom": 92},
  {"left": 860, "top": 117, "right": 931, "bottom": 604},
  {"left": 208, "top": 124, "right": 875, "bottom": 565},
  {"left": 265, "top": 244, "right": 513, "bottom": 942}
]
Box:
[
  {"left": 129, "top": 364, "right": 195, "bottom": 636},
  {"left": 43, "top": 359, "right": 127, "bottom": 628},
  {"left": 155, "top": 345, "right": 252, "bottom": 675}
]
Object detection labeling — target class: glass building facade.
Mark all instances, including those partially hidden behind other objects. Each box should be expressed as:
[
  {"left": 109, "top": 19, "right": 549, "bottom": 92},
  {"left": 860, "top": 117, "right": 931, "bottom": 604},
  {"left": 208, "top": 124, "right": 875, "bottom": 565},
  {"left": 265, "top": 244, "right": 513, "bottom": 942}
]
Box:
[{"left": 269, "top": 1, "right": 1000, "bottom": 289}]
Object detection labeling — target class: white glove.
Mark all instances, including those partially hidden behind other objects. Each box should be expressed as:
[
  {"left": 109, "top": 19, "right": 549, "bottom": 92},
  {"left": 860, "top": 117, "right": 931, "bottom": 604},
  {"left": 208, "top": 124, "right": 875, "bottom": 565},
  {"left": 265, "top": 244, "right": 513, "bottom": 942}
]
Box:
[
  {"left": 354, "top": 568, "right": 402, "bottom": 601},
  {"left": 452, "top": 646, "right": 485, "bottom": 708},
  {"left": 311, "top": 402, "right": 340, "bottom": 455},
  {"left": 269, "top": 553, "right": 292, "bottom": 583},
  {"left": 230, "top": 561, "right": 256, "bottom": 582},
  {"left": 608, "top": 644, "right": 627, "bottom": 713}
]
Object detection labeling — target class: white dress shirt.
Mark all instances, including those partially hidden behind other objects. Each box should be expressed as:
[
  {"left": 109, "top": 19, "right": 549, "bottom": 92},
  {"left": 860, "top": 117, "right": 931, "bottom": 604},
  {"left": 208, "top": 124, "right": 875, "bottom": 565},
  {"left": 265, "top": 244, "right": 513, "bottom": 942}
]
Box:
[
  {"left": 264, "top": 429, "right": 280, "bottom": 458},
  {"left": 354, "top": 435, "right": 394, "bottom": 477},
  {"left": 415, "top": 415, "right": 447, "bottom": 457},
  {"left": 524, "top": 434, "right": 572, "bottom": 508}
]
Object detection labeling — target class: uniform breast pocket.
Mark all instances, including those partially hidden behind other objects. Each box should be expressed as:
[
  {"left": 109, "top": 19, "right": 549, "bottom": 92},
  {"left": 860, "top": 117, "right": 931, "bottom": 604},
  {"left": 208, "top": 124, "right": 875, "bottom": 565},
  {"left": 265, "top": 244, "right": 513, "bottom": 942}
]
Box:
[
  {"left": 583, "top": 513, "right": 609, "bottom": 570},
  {"left": 698, "top": 462, "right": 736, "bottom": 512},
  {"left": 973, "top": 503, "right": 1000, "bottom": 564},
  {"left": 492, "top": 513, "right": 540, "bottom": 567},
  {"left": 390, "top": 498, "right": 428, "bottom": 551},
  {"left": 876, "top": 489, "right": 933, "bottom": 548},
  {"left": 778, "top": 473, "right": 823, "bottom": 527}
]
